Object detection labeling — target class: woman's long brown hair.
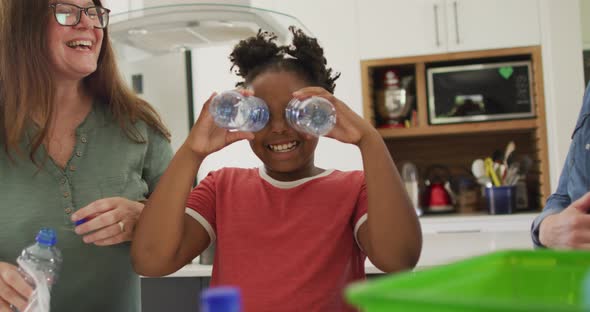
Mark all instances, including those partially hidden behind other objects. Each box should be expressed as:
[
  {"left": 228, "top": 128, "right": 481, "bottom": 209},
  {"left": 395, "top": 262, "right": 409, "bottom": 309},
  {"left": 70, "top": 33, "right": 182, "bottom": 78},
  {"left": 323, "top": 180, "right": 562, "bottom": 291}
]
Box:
[{"left": 0, "top": 0, "right": 170, "bottom": 163}]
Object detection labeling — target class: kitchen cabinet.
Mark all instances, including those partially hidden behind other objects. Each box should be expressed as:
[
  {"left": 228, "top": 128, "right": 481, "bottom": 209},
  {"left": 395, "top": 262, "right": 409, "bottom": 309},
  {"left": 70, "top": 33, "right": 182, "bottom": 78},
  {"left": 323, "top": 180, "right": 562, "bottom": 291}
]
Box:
[
  {"left": 142, "top": 276, "right": 210, "bottom": 312},
  {"left": 357, "top": 0, "right": 540, "bottom": 60},
  {"left": 360, "top": 46, "right": 550, "bottom": 214}
]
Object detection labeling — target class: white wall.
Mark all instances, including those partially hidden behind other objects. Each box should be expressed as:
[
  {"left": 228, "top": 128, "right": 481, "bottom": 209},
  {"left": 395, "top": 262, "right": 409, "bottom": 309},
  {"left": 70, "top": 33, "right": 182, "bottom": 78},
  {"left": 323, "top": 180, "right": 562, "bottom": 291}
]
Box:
[
  {"left": 539, "top": 0, "right": 586, "bottom": 190},
  {"left": 102, "top": 0, "right": 143, "bottom": 14},
  {"left": 118, "top": 52, "right": 190, "bottom": 152}
]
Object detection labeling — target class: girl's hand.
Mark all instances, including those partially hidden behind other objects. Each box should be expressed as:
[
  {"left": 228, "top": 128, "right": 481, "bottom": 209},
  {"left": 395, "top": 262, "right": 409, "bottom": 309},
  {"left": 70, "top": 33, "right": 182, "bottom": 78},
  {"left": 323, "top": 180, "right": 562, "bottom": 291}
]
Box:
[
  {"left": 292, "top": 87, "right": 376, "bottom": 146},
  {"left": 71, "top": 197, "right": 144, "bottom": 246},
  {"left": 184, "top": 92, "right": 255, "bottom": 159},
  {"left": 0, "top": 262, "right": 32, "bottom": 311}
]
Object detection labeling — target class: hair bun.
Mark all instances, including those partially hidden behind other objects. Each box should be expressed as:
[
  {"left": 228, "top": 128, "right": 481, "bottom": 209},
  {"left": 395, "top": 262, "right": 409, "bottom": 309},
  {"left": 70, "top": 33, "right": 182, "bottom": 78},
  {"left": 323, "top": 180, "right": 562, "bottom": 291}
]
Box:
[
  {"left": 284, "top": 26, "right": 326, "bottom": 69},
  {"left": 229, "top": 26, "right": 340, "bottom": 93},
  {"left": 230, "top": 30, "right": 283, "bottom": 79}
]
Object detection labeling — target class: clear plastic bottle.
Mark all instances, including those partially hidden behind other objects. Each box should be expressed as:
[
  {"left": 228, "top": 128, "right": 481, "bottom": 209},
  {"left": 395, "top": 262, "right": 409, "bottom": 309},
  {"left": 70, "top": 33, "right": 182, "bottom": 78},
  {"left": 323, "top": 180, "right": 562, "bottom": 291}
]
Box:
[
  {"left": 402, "top": 162, "right": 422, "bottom": 216},
  {"left": 209, "top": 90, "right": 269, "bottom": 132},
  {"left": 15, "top": 228, "right": 62, "bottom": 312},
  {"left": 201, "top": 286, "right": 241, "bottom": 312},
  {"left": 285, "top": 96, "right": 336, "bottom": 137}
]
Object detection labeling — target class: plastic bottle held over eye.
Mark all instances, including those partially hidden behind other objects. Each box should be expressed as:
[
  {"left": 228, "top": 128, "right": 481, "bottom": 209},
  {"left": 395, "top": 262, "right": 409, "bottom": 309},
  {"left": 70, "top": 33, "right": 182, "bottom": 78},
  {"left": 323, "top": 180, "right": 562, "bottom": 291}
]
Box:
[
  {"left": 209, "top": 90, "right": 269, "bottom": 132},
  {"left": 285, "top": 96, "right": 336, "bottom": 137},
  {"left": 201, "top": 286, "right": 241, "bottom": 312},
  {"left": 15, "top": 228, "right": 62, "bottom": 312}
]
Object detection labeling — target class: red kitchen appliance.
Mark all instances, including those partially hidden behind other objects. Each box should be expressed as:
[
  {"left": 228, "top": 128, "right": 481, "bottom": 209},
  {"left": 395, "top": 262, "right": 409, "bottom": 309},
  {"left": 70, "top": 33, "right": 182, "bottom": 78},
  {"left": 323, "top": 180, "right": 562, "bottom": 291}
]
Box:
[{"left": 422, "top": 165, "right": 455, "bottom": 213}]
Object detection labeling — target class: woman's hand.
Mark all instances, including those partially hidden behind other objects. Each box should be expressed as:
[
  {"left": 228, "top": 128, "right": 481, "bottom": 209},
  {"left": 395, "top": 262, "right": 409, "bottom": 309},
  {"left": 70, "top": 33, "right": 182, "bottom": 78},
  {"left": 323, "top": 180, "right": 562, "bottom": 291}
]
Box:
[
  {"left": 540, "top": 192, "right": 590, "bottom": 249},
  {"left": 71, "top": 197, "right": 144, "bottom": 246},
  {"left": 292, "top": 87, "right": 377, "bottom": 146},
  {"left": 0, "top": 262, "right": 32, "bottom": 312},
  {"left": 184, "top": 92, "right": 255, "bottom": 159}
]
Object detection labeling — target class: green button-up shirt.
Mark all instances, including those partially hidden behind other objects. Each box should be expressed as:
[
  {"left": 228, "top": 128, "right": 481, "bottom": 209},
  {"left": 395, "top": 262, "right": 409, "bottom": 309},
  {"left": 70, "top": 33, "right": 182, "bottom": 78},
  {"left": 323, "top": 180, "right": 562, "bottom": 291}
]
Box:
[{"left": 0, "top": 102, "right": 173, "bottom": 311}]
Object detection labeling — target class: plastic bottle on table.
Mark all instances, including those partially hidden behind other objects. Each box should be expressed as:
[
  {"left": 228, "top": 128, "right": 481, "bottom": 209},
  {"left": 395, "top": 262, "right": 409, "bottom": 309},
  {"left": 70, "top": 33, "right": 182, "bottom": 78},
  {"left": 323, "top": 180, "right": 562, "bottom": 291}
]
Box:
[
  {"left": 200, "top": 286, "right": 241, "bottom": 312},
  {"left": 285, "top": 96, "right": 336, "bottom": 137},
  {"left": 209, "top": 90, "right": 269, "bottom": 132},
  {"left": 15, "top": 228, "right": 62, "bottom": 312}
]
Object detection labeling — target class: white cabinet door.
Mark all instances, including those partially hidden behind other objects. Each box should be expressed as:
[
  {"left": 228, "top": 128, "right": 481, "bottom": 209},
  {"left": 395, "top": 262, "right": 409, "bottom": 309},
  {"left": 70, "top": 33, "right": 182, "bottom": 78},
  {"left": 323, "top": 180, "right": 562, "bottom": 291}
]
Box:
[
  {"left": 446, "top": 0, "right": 540, "bottom": 52},
  {"left": 357, "top": 0, "right": 540, "bottom": 60},
  {"left": 357, "top": 0, "right": 447, "bottom": 60}
]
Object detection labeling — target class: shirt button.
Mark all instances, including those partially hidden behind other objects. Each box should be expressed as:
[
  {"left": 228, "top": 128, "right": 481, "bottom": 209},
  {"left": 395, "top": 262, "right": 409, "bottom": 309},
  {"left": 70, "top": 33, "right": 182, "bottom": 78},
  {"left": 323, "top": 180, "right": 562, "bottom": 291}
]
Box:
[
  {"left": 76, "top": 151, "right": 82, "bottom": 157},
  {"left": 60, "top": 177, "right": 67, "bottom": 185},
  {"left": 81, "top": 136, "right": 87, "bottom": 143},
  {"left": 64, "top": 207, "right": 73, "bottom": 215},
  {"left": 69, "top": 165, "right": 76, "bottom": 171},
  {"left": 63, "top": 192, "right": 70, "bottom": 198}
]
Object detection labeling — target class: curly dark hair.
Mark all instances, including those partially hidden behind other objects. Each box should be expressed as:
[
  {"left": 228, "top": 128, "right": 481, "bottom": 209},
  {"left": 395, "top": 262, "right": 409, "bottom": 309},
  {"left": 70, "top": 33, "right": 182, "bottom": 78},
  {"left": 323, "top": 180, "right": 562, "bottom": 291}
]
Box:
[{"left": 229, "top": 26, "right": 340, "bottom": 93}]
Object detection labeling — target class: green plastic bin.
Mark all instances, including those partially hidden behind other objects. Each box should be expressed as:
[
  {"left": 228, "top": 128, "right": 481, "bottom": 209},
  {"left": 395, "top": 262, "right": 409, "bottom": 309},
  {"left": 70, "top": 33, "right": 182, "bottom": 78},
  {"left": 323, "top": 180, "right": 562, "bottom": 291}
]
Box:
[{"left": 346, "top": 249, "right": 590, "bottom": 312}]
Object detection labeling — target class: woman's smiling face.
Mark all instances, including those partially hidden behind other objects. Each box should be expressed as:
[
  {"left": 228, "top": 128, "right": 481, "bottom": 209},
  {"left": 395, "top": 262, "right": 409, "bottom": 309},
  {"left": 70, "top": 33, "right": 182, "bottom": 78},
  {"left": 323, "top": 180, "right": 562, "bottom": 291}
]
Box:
[
  {"left": 46, "top": 0, "right": 104, "bottom": 81},
  {"left": 248, "top": 70, "right": 320, "bottom": 181}
]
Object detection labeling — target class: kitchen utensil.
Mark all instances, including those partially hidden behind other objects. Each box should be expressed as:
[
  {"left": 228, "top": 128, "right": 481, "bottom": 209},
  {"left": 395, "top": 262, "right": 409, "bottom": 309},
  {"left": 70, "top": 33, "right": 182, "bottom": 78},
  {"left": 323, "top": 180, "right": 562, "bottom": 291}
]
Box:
[
  {"left": 491, "top": 150, "right": 503, "bottom": 162},
  {"left": 471, "top": 159, "right": 486, "bottom": 179},
  {"left": 484, "top": 158, "right": 501, "bottom": 186},
  {"left": 503, "top": 141, "right": 515, "bottom": 167},
  {"left": 518, "top": 155, "right": 533, "bottom": 176},
  {"left": 503, "top": 163, "right": 521, "bottom": 186}
]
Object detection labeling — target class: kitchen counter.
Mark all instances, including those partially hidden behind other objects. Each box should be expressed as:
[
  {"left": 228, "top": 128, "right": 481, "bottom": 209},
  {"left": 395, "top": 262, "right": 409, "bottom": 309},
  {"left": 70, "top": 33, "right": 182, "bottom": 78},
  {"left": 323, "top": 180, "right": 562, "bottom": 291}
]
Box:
[{"left": 160, "top": 213, "right": 536, "bottom": 277}]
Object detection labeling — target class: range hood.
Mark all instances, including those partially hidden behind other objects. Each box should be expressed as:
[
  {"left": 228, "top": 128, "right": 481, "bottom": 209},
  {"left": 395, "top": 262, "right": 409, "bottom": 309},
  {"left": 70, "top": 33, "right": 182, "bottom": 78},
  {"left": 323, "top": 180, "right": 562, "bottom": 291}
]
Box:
[{"left": 109, "top": 2, "right": 309, "bottom": 56}]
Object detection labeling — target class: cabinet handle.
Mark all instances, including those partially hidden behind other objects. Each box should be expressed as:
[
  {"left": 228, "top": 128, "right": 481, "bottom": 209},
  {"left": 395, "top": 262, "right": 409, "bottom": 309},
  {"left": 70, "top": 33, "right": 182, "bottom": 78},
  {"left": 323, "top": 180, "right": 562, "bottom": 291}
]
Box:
[
  {"left": 436, "top": 229, "right": 481, "bottom": 234},
  {"left": 453, "top": 1, "right": 460, "bottom": 44},
  {"left": 433, "top": 4, "right": 441, "bottom": 47}
]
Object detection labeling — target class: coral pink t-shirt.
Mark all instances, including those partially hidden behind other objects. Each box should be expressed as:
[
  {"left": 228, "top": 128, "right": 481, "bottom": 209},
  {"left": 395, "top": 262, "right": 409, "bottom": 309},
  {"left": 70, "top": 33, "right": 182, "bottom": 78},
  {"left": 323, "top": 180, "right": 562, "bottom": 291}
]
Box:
[{"left": 186, "top": 167, "right": 368, "bottom": 312}]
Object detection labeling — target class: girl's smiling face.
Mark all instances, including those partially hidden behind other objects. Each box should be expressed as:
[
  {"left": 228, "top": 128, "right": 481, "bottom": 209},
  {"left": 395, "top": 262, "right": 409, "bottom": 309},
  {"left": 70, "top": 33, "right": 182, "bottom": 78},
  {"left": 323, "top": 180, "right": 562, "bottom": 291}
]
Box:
[{"left": 249, "top": 70, "right": 321, "bottom": 181}]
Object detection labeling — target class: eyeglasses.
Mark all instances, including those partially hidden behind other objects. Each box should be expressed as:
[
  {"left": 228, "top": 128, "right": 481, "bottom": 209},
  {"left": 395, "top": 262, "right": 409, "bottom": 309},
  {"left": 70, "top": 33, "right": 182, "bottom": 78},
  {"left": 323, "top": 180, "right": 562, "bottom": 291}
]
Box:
[{"left": 49, "top": 3, "right": 111, "bottom": 29}]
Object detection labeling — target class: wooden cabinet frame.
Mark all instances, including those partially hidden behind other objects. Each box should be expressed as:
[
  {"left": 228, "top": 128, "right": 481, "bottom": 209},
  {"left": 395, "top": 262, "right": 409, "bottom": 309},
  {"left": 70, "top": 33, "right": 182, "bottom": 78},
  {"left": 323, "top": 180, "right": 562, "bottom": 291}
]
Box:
[{"left": 361, "top": 46, "right": 550, "bottom": 210}]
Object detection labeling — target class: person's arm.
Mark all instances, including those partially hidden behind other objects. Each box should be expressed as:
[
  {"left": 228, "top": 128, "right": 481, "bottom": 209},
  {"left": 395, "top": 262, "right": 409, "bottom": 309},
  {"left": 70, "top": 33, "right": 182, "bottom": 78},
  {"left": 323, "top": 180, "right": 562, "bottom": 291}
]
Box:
[
  {"left": 354, "top": 131, "right": 422, "bottom": 273},
  {"left": 292, "top": 88, "right": 422, "bottom": 273},
  {"left": 132, "top": 146, "right": 210, "bottom": 276},
  {"left": 535, "top": 82, "right": 590, "bottom": 249},
  {"left": 539, "top": 192, "right": 590, "bottom": 249},
  {"left": 70, "top": 125, "right": 174, "bottom": 247},
  {"left": 131, "top": 94, "right": 254, "bottom": 276},
  {"left": 531, "top": 152, "right": 571, "bottom": 247}
]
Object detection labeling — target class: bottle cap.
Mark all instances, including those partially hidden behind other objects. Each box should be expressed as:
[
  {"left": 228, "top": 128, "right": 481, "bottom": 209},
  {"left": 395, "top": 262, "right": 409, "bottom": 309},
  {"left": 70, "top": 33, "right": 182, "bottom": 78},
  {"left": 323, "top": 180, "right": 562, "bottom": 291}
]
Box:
[
  {"left": 201, "top": 286, "right": 241, "bottom": 312},
  {"left": 35, "top": 228, "right": 57, "bottom": 247}
]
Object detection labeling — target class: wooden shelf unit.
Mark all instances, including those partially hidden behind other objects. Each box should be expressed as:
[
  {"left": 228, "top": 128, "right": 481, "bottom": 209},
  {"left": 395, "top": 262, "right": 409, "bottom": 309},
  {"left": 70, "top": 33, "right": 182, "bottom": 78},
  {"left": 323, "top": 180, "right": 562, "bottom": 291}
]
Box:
[{"left": 361, "top": 46, "right": 550, "bottom": 211}]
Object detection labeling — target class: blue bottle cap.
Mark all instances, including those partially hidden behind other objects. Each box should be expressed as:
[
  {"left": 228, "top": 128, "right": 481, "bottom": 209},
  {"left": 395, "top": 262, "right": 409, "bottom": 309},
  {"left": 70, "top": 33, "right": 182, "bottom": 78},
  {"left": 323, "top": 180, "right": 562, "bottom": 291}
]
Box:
[
  {"left": 74, "top": 218, "right": 88, "bottom": 226},
  {"left": 35, "top": 228, "right": 57, "bottom": 247},
  {"left": 201, "top": 286, "right": 241, "bottom": 312}
]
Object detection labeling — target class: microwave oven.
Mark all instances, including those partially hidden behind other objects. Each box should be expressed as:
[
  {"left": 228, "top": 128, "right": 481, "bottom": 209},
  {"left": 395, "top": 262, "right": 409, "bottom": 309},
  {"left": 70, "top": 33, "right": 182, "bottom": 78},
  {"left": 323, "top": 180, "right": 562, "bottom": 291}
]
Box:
[{"left": 427, "top": 61, "right": 535, "bottom": 125}]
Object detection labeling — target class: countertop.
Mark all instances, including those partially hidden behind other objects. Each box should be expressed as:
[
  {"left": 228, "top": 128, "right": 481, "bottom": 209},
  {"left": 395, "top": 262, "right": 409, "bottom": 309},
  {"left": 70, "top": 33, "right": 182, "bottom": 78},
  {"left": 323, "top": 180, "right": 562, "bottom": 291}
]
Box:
[{"left": 154, "top": 213, "right": 536, "bottom": 278}]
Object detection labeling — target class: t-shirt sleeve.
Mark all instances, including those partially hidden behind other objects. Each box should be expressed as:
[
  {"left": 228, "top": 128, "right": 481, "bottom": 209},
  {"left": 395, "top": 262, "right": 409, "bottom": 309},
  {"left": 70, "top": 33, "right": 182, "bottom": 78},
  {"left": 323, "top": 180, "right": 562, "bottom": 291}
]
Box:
[
  {"left": 143, "top": 126, "right": 173, "bottom": 196},
  {"left": 185, "top": 171, "right": 217, "bottom": 245},
  {"left": 352, "top": 172, "right": 368, "bottom": 249}
]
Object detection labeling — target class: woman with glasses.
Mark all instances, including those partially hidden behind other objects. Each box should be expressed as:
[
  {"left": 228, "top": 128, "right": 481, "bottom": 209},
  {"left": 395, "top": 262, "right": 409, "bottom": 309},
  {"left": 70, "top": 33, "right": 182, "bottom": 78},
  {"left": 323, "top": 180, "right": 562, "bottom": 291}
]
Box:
[{"left": 0, "top": 0, "right": 173, "bottom": 311}]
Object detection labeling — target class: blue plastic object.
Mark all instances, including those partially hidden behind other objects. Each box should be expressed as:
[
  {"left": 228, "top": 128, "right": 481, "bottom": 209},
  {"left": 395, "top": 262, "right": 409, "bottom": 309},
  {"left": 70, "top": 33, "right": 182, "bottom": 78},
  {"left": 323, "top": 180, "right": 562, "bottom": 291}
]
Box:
[{"left": 201, "top": 286, "right": 241, "bottom": 312}]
